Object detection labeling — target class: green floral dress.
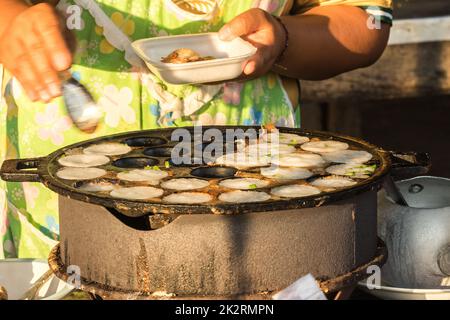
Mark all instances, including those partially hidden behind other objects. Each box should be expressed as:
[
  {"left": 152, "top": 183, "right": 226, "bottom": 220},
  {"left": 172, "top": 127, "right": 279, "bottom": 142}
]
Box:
[{"left": 0, "top": 0, "right": 298, "bottom": 259}]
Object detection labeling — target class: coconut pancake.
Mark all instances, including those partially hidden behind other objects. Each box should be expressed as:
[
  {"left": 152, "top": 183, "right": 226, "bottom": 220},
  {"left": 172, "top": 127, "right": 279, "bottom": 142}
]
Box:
[
  {"left": 110, "top": 186, "right": 164, "bottom": 200},
  {"left": 161, "top": 178, "right": 209, "bottom": 191},
  {"left": 326, "top": 164, "right": 377, "bottom": 178},
  {"left": 271, "top": 153, "right": 325, "bottom": 168},
  {"left": 219, "top": 178, "right": 269, "bottom": 190},
  {"left": 218, "top": 190, "right": 271, "bottom": 203},
  {"left": 260, "top": 166, "right": 313, "bottom": 180},
  {"left": 83, "top": 143, "right": 132, "bottom": 156},
  {"left": 245, "top": 143, "right": 296, "bottom": 157},
  {"left": 271, "top": 184, "right": 321, "bottom": 198},
  {"left": 215, "top": 152, "right": 270, "bottom": 169},
  {"left": 301, "top": 141, "right": 349, "bottom": 153},
  {"left": 163, "top": 192, "right": 213, "bottom": 204},
  {"left": 322, "top": 150, "right": 373, "bottom": 164},
  {"left": 56, "top": 168, "right": 107, "bottom": 180},
  {"left": 58, "top": 154, "right": 110, "bottom": 168},
  {"left": 117, "top": 169, "right": 169, "bottom": 184},
  {"left": 262, "top": 132, "right": 310, "bottom": 145},
  {"left": 311, "top": 176, "right": 357, "bottom": 188},
  {"left": 78, "top": 181, "right": 118, "bottom": 192}
]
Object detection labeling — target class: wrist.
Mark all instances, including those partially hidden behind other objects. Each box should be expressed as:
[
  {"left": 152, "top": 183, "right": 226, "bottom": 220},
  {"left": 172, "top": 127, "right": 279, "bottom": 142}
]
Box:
[{"left": 272, "top": 15, "right": 289, "bottom": 66}]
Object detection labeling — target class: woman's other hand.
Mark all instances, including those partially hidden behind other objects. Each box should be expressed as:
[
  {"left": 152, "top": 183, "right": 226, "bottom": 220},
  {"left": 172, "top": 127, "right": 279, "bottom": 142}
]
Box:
[
  {"left": 0, "top": 3, "right": 72, "bottom": 102},
  {"left": 219, "top": 8, "right": 286, "bottom": 79}
]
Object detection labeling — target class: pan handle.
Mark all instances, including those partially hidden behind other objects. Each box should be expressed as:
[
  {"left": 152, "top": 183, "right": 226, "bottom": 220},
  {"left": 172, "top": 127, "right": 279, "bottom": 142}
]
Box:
[
  {"left": 0, "top": 158, "right": 44, "bottom": 182},
  {"left": 388, "top": 151, "right": 431, "bottom": 181}
]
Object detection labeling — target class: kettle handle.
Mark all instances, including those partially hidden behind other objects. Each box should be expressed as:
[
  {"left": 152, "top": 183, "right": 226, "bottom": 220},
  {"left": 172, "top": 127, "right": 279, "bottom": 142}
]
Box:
[{"left": 388, "top": 151, "right": 431, "bottom": 181}]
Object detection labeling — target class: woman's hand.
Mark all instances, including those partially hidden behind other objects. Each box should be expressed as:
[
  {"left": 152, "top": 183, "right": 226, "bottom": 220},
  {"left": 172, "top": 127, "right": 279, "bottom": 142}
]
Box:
[
  {"left": 219, "top": 8, "right": 286, "bottom": 79},
  {"left": 0, "top": 3, "right": 72, "bottom": 102}
]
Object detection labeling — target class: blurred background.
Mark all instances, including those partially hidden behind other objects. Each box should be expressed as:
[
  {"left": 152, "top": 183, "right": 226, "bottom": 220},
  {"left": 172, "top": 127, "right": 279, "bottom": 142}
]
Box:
[{"left": 301, "top": 0, "right": 450, "bottom": 177}]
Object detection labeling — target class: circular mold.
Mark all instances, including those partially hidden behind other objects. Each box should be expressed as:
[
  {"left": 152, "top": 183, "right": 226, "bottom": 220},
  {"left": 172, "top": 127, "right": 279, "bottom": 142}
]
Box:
[
  {"left": 144, "top": 147, "right": 174, "bottom": 158},
  {"left": 191, "top": 166, "right": 238, "bottom": 179},
  {"left": 124, "top": 137, "right": 166, "bottom": 147},
  {"left": 113, "top": 157, "right": 159, "bottom": 169},
  {"left": 169, "top": 158, "right": 210, "bottom": 167}
]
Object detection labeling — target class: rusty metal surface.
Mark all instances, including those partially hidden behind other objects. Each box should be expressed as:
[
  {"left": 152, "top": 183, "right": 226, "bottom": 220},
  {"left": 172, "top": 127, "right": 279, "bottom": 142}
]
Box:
[
  {"left": 56, "top": 190, "right": 378, "bottom": 297},
  {"left": 1, "top": 126, "right": 394, "bottom": 217},
  {"left": 49, "top": 241, "right": 387, "bottom": 300}
]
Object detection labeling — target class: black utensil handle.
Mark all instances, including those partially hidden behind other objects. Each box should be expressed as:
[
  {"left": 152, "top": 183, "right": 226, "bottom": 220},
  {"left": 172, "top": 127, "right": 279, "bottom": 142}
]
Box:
[
  {"left": 0, "top": 158, "right": 43, "bottom": 182},
  {"left": 388, "top": 151, "right": 431, "bottom": 181}
]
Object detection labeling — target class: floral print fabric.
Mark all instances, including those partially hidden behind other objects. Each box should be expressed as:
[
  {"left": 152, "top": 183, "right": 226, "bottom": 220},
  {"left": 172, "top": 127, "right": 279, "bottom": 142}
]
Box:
[{"left": 0, "top": 0, "right": 297, "bottom": 259}]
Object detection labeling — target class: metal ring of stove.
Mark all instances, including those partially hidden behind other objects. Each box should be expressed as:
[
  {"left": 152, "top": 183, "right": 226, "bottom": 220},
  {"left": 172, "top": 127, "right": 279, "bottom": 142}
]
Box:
[{"left": 48, "top": 240, "right": 387, "bottom": 300}]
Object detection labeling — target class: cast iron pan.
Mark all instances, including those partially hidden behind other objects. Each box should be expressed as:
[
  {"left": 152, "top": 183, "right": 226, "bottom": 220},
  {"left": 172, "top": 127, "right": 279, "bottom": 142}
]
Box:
[{"left": 0, "top": 126, "right": 430, "bottom": 217}]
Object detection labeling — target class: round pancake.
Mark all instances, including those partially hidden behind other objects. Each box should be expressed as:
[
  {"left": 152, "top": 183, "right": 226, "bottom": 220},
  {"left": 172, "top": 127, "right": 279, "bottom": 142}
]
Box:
[
  {"left": 245, "top": 143, "right": 296, "bottom": 157},
  {"left": 271, "top": 153, "right": 325, "bottom": 168},
  {"left": 260, "top": 166, "right": 313, "bottom": 180},
  {"left": 262, "top": 132, "right": 310, "bottom": 145},
  {"left": 56, "top": 168, "right": 107, "bottom": 180},
  {"left": 271, "top": 184, "right": 321, "bottom": 198},
  {"left": 215, "top": 152, "right": 270, "bottom": 169},
  {"left": 58, "top": 154, "right": 110, "bottom": 168},
  {"left": 78, "top": 181, "right": 118, "bottom": 192},
  {"left": 161, "top": 178, "right": 209, "bottom": 191},
  {"left": 117, "top": 169, "right": 169, "bottom": 183},
  {"left": 322, "top": 150, "right": 373, "bottom": 164},
  {"left": 326, "top": 164, "right": 376, "bottom": 178},
  {"left": 311, "top": 176, "right": 357, "bottom": 188},
  {"left": 301, "top": 141, "right": 349, "bottom": 153},
  {"left": 163, "top": 192, "right": 213, "bottom": 204},
  {"left": 219, "top": 178, "right": 269, "bottom": 190},
  {"left": 218, "top": 190, "right": 271, "bottom": 203},
  {"left": 110, "top": 186, "right": 164, "bottom": 200},
  {"left": 83, "top": 143, "right": 132, "bottom": 156}
]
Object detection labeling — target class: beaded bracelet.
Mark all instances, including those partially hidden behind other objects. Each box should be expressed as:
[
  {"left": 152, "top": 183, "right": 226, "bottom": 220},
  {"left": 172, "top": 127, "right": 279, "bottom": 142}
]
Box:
[{"left": 272, "top": 15, "right": 289, "bottom": 68}]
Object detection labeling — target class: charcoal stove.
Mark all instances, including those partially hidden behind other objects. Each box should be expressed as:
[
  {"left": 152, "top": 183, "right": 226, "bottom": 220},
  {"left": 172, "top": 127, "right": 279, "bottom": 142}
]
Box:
[{"left": 0, "top": 126, "right": 430, "bottom": 299}]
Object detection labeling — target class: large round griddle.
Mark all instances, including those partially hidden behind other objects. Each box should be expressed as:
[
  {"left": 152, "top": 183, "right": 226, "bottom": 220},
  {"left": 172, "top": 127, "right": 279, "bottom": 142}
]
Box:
[{"left": 0, "top": 126, "right": 427, "bottom": 217}]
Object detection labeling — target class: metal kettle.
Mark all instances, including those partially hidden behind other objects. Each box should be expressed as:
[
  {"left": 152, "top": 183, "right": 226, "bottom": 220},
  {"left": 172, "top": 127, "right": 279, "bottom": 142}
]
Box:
[{"left": 378, "top": 176, "right": 450, "bottom": 289}]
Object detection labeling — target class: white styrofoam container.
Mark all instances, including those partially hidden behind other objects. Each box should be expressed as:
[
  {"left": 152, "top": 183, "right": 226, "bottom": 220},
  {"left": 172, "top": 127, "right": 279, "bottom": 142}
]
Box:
[
  {"left": 0, "top": 259, "right": 74, "bottom": 300},
  {"left": 132, "top": 33, "right": 257, "bottom": 85}
]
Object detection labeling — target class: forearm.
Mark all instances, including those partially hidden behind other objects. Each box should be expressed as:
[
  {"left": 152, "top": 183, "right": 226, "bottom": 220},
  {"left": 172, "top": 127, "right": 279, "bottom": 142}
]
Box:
[
  {"left": 0, "top": 0, "right": 30, "bottom": 40},
  {"left": 275, "top": 5, "right": 390, "bottom": 80}
]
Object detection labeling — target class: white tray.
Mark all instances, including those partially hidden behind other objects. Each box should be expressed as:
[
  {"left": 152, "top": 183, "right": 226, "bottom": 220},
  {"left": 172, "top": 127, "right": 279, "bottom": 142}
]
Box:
[{"left": 132, "top": 33, "right": 257, "bottom": 85}]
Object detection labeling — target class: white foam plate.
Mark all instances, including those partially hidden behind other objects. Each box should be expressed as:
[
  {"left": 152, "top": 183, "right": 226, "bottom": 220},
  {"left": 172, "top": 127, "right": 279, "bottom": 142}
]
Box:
[
  {"left": 358, "top": 281, "right": 450, "bottom": 300},
  {"left": 132, "top": 33, "right": 257, "bottom": 84},
  {"left": 0, "top": 259, "right": 74, "bottom": 300}
]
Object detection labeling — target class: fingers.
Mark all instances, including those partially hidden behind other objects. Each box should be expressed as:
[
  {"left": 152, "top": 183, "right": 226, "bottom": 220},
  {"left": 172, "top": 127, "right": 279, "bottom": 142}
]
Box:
[
  {"left": 21, "top": 31, "right": 61, "bottom": 101},
  {"left": 243, "top": 49, "right": 273, "bottom": 77},
  {"left": 12, "top": 58, "right": 40, "bottom": 102},
  {"left": 3, "top": 3, "right": 72, "bottom": 102},
  {"left": 219, "top": 9, "right": 269, "bottom": 41},
  {"left": 35, "top": 6, "right": 72, "bottom": 71}
]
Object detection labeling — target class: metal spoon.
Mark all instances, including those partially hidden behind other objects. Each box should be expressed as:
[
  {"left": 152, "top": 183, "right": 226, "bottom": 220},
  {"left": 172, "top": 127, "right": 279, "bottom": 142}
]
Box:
[{"left": 60, "top": 71, "right": 103, "bottom": 134}]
